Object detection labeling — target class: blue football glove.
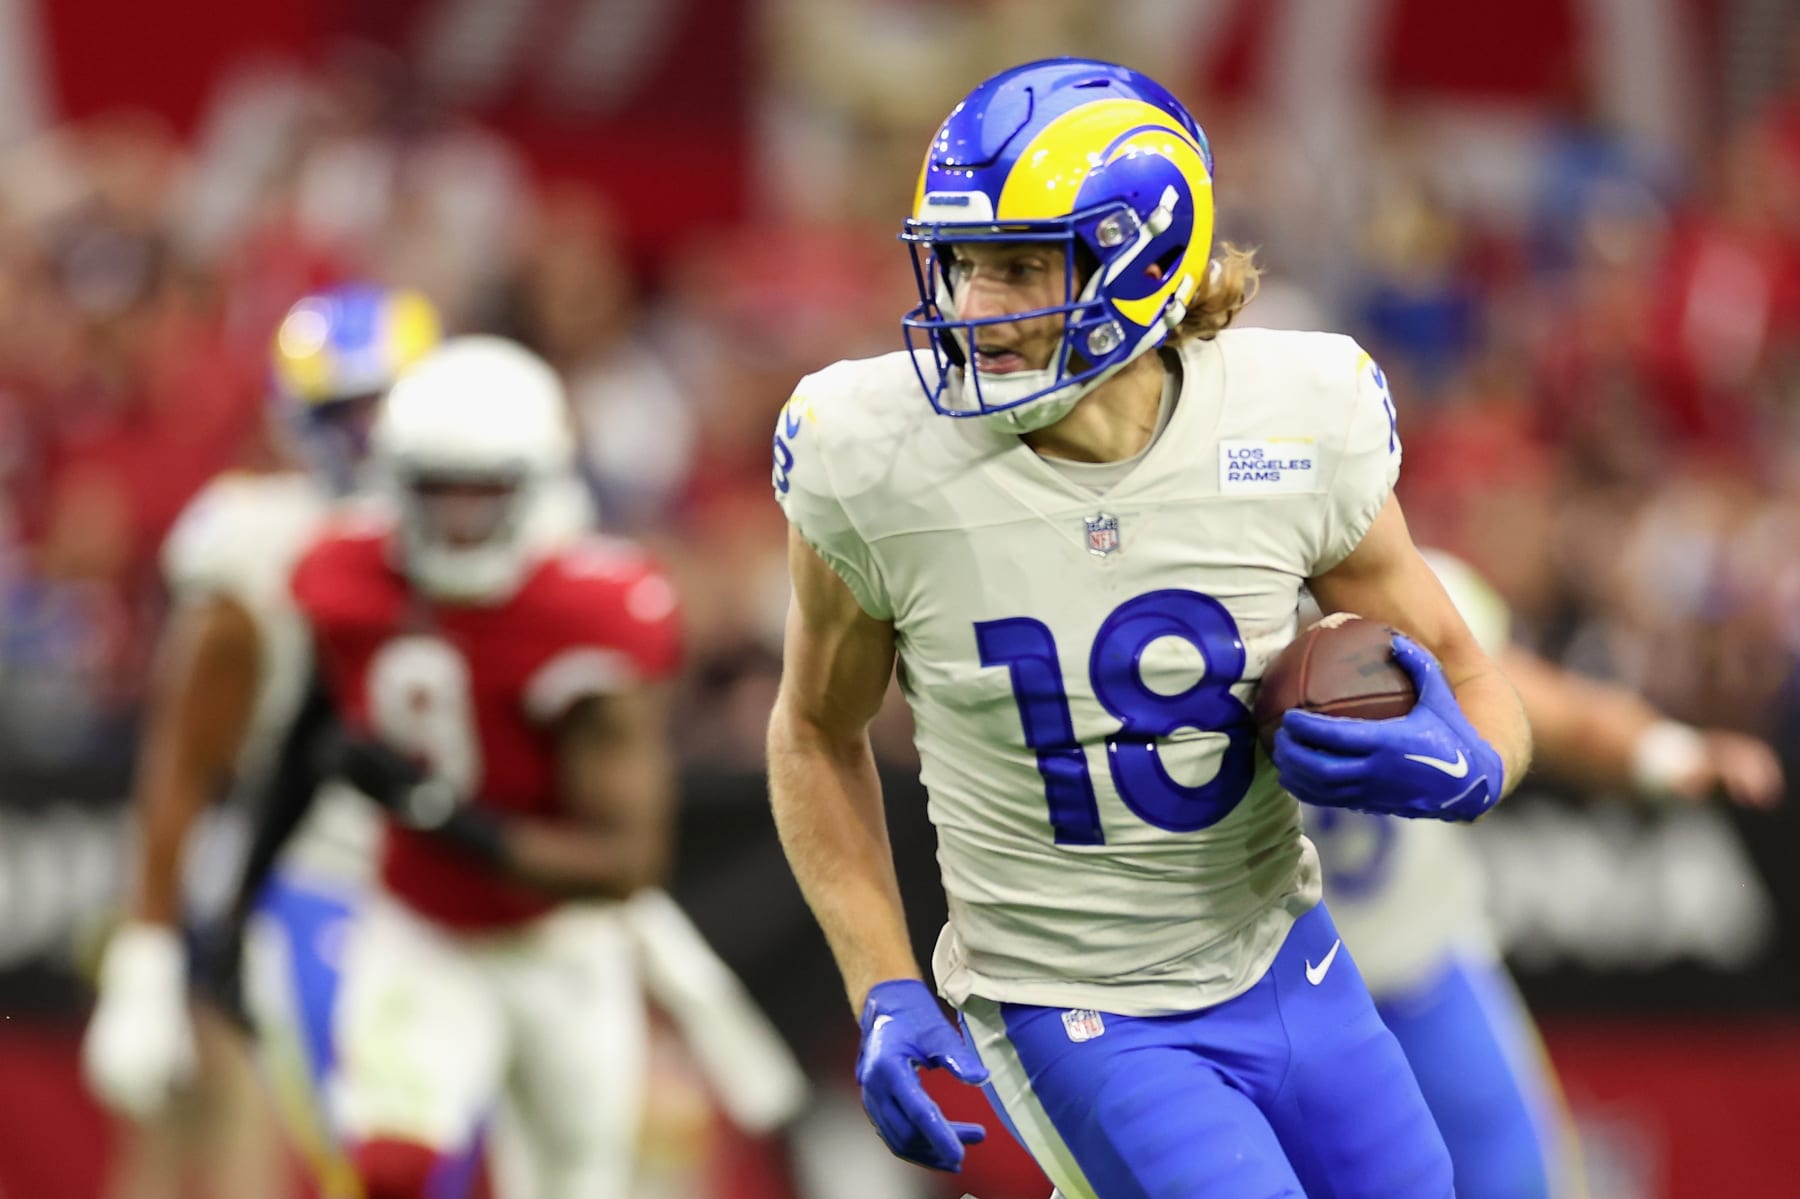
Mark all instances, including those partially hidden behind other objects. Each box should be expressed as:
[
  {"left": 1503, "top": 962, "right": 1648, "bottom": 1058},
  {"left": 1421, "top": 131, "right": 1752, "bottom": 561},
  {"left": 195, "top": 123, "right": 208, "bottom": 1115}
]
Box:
[
  {"left": 855, "top": 979, "right": 989, "bottom": 1172},
  {"left": 1272, "top": 633, "right": 1504, "bottom": 822}
]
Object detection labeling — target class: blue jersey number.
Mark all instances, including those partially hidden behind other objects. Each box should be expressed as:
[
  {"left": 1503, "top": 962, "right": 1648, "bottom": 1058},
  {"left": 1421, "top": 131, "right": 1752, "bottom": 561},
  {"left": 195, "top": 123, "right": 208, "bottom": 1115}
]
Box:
[
  {"left": 977, "top": 590, "right": 1257, "bottom": 845},
  {"left": 772, "top": 397, "right": 806, "bottom": 495},
  {"left": 1307, "top": 808, "right": 1399, "bottom": 898}
]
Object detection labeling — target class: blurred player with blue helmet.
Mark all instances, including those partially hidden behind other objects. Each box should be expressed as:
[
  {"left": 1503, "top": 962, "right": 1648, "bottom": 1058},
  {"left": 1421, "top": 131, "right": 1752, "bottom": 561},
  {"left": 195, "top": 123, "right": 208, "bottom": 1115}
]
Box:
[
  {"left": 271, "top": 283, "right": 445, "bottom": 493},
  {"left": 82, "top": 282, "right": 445, "bottom": 1197},
  {"left": 770, "top": 57, "right": 1533, "bottom": 1197}
]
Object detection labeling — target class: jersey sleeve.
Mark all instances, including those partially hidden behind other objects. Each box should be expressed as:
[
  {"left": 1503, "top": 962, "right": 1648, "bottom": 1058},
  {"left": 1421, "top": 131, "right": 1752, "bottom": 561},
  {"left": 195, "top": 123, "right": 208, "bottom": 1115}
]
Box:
[
  {"left": 1313, "top": 347, "right": 1403, "bottom": 574},
  {"left": 771, "top": 373, "right": 894, "bottom": 620},
  {"left": 163, "top": 475, "right": 309, "bottom": 608},
  {"left": 164, "top": 476, "right": 328, "bottom": 755},
  {"left": 521, "top": 544, "right": 684, "bottom": 725}
]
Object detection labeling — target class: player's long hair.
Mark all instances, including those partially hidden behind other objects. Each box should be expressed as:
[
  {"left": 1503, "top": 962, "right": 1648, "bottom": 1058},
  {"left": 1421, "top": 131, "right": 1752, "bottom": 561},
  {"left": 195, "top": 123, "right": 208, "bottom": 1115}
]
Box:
[{"left": 1174, "top": 242, "right": 1261, "bottom": 343}]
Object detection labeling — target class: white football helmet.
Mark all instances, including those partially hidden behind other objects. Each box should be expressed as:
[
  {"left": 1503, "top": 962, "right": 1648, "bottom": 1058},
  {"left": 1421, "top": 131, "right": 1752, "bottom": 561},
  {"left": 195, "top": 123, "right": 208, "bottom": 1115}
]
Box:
[{"left": 370, "top": 336, "right": 582, "bottom": 604}]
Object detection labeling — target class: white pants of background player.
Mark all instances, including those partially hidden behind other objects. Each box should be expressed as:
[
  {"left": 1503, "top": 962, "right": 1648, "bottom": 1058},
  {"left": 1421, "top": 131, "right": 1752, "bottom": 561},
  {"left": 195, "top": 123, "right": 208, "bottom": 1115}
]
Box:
[{"left": 329, "top": 892, "right": 646, "bottom": 1199}]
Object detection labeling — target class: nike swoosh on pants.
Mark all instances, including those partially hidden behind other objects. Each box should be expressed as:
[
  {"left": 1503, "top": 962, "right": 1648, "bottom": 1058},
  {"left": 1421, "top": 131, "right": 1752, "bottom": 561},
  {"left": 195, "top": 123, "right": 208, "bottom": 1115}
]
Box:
[{"left": 1305, "top": 939, "right": 1342, "bottom": 985}]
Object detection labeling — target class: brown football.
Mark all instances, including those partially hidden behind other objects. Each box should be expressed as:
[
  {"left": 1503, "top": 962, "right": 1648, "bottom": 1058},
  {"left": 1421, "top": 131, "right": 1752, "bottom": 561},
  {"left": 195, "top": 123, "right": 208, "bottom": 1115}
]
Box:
[{"left": 1253, "top": 613, "right": 1417, "bottom": 753}]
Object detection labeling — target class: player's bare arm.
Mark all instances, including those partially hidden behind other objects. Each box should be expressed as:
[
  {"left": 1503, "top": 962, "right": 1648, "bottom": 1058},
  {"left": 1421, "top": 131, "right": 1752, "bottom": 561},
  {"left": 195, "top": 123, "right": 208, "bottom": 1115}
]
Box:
[
  {"left": 1306, "top": 493, "right": 1532, "bottom": 794},
  {"left": 1499, "top": 647, "right": 1783, "bottom": 807},
  {"left": 133, "top": 595, "right": 263, "bottom": 924},
  {"left": 83, "top": 592, "right": 260, "bottom": 1118},
  {"left": 494, "top": 683, "right": 676, "bottom": 898},
  {"left": 766, "top": 527, "right": 917, "bottom": 1013}
]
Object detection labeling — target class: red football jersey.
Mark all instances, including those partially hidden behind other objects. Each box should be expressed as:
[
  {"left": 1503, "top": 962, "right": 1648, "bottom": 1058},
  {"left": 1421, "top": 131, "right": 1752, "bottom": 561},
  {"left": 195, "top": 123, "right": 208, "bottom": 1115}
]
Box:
[{"left": 292, "top": 517, "right": 681, "bottom": 930}]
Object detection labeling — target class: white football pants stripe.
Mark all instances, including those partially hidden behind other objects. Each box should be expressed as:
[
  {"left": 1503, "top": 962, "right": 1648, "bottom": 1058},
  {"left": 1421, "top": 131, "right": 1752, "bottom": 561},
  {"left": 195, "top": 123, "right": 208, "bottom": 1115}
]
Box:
[{"left": 959, "top": 995, "right": 1100, "bottom": 1199}]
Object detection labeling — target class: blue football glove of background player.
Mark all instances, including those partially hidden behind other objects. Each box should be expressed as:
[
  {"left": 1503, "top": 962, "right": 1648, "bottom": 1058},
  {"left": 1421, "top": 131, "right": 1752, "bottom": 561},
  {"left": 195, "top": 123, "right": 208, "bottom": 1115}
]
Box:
[
  {"left": 1273, "top": 633, "right": 1504, "bottom": 822},
  {"left": 855, "top": 979, "right": 989, "bottom": 1172}
]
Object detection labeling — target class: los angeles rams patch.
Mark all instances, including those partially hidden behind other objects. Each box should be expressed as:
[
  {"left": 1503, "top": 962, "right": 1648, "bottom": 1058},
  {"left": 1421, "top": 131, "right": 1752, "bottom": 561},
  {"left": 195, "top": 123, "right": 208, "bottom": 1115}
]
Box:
[{"left": 1219, "top": 438, "right": 1318, "bottom": 493}]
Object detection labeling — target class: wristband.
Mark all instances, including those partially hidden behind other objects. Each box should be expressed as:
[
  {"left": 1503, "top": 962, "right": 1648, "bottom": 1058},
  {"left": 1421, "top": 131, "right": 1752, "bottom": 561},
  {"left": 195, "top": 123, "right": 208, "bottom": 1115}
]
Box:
[{"left": 1630, "top": 719, "right": 1705, "bottom": 801}]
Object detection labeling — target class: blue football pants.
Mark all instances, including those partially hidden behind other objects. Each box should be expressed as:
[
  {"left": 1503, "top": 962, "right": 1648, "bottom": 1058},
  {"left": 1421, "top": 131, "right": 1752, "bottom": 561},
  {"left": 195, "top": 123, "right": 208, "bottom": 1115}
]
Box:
[
  {"left": 1376, "top": 951, "right": 1583, "bottom": 1199},
  {"left": 959, "top": 903, "right": 1453, "bottom": 1199}
]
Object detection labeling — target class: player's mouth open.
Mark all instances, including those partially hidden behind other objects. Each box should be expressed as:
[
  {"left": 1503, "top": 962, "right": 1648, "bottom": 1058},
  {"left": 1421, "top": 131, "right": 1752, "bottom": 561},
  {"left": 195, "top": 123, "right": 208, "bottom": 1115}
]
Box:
[{"left": 974, "top": 347, "right": 1028, "bottom": 373}]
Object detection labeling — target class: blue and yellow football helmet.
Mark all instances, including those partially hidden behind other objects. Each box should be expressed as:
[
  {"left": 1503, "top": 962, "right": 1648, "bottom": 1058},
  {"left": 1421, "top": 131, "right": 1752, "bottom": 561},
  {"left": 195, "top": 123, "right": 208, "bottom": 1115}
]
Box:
[
  {"left": 901, "top": 58, "right": 1215, "bottom": 429},
  {"left": 270, "top": 283, "right": 441, "bottom": 490}
]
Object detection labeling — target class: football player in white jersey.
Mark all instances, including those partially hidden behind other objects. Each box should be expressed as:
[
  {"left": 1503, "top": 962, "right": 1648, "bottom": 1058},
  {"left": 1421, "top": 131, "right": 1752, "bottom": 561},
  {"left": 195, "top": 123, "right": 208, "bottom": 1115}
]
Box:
[
  {"left": 81, "top": 283, "right": 443, "bottom": 1196},
  {"left": 1308, "top": 549, "right": 1784, "bottom": 1199},
  {"left": 767, "top": 58, "right": 1532, "bottom": 1197}
]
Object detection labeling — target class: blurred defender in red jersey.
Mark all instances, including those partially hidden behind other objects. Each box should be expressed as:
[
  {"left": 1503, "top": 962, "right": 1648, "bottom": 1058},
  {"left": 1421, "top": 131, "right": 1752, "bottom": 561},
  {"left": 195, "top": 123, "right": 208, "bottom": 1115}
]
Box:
[{"left": 292, "top": 337, "right": 682, "bottom": 1199}]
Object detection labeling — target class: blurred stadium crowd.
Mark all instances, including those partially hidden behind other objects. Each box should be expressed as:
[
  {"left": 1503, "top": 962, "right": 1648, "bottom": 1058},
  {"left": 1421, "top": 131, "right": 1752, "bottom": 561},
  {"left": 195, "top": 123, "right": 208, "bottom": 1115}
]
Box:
[{"left": 0, "top": 0, "right": 1798, "bottom": 1195}]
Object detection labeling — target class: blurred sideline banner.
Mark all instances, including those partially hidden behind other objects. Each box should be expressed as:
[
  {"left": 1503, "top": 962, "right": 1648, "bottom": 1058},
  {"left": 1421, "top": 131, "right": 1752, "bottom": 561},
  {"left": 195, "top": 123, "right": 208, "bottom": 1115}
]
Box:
[
  {"left": 1541, "top": 1019, "right": 1800, "bottom": 1199},
  {"left": 1477, "top": 786, "right": 1800, "bottom": 1015},
  {"left": 7, "top": 1018, "right": 1797, "bottom": 1199},
  {"left": 2, "top": 767, "right": 1798, "bottom": 1018}
]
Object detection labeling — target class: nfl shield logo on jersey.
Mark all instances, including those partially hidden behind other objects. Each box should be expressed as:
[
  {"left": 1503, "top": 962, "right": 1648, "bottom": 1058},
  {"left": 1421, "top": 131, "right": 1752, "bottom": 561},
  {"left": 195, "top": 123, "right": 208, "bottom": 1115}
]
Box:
[
  {"left": 1062, "top": 1008, "right": 1106, "bottom": 1042},
  {"left": 1084, "top": 513, "right": 1120, "bottom": 557}
]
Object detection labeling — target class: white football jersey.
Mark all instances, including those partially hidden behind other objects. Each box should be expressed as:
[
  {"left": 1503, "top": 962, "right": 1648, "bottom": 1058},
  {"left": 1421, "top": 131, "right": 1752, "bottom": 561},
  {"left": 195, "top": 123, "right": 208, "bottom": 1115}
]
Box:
[
  {"left": 162, "top": 471, "right": 375, "bottom": 883},
  {"left": 776, "top": 329, "right": 1401, "bottom": 1015},
  {"left": 1301, "top": 549, "right": 1511, "bottom": 994}
]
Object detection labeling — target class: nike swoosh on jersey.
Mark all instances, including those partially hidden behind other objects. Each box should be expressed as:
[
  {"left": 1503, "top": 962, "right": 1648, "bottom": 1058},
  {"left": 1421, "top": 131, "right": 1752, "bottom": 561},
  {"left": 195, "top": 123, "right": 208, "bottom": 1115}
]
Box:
[
  {"left": 1305, "top": 938, "right": 1343, "bottom": 985},
  {"left": 1402, "top": 749, "right": 1469, "bottom": 778}
]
